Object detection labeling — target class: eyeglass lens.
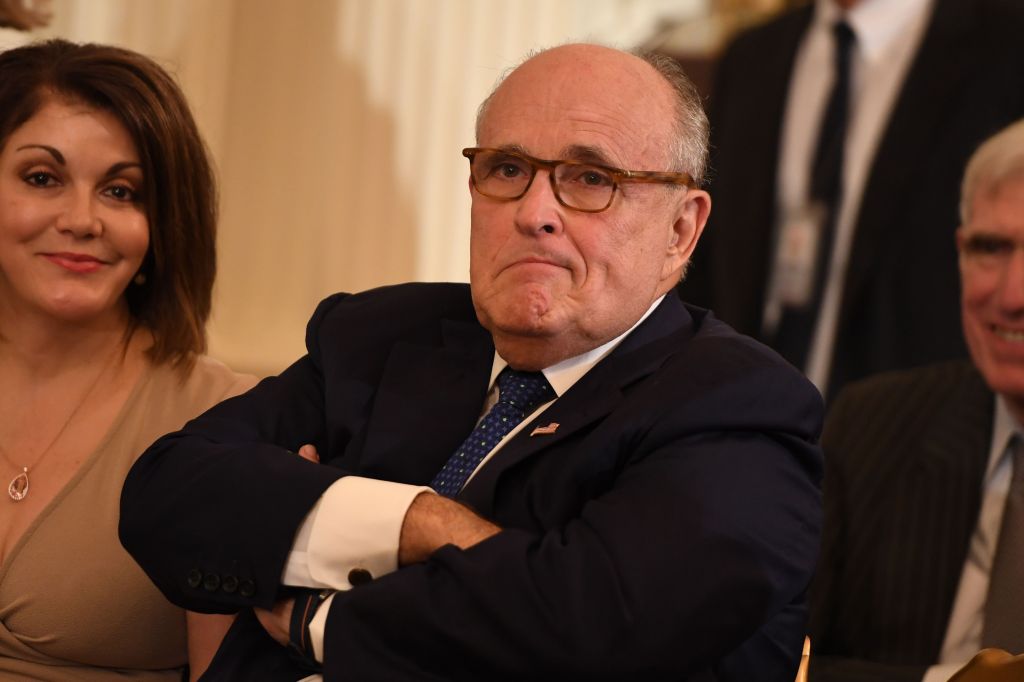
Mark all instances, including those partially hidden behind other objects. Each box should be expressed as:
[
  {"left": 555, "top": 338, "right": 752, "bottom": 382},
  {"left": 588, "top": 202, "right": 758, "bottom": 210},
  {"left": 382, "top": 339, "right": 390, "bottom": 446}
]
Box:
[{"left": 469, "top": 149, "right": 615, "bottom": 211}]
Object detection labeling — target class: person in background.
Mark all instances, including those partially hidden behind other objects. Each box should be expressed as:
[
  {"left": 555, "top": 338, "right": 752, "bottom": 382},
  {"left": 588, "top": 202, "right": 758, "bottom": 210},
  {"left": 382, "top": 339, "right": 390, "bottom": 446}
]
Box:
[
  {"left": 0, "top": 40, "right": 254, "bottom": 680},
  {"left": 683, "top": 0, "right": 1024, "bottom": 399},
  {"left": 120, "top": 43, "right": 823, "bottom": 681},
  {"left": 810, "top": 119, "right": 1024, "bottom": 681}
]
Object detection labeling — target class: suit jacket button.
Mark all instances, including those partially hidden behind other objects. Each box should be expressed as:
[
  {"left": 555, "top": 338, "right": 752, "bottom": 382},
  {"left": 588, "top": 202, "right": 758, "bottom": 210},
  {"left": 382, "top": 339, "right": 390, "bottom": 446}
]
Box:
[
  {"left": 221, "top": 574, "right": 239, "bottom": 593},
  {"left": 203, "top": 573, "right": 221, "bottom": 592},
  {"left": 239, "top": 579, "right": 257, "bottom": 597},
  {"left": 187, "top": 568, "right": 203, "bottom": 589},
  {"left": 348, "top": 568, "right": 373, "bottom": 586}
]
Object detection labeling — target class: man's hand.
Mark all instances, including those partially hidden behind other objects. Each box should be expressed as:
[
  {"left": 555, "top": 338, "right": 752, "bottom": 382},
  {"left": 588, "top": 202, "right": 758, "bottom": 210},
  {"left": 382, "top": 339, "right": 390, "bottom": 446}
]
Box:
[
  {"left": 398, "top": 492, "right": 501, "bottom": 565},
  {"left": 256, "top": 449, "right": 498, "bottom": 644},
  {"left": 949, "top": 649, "right": 1024, "bottom": 681},
  {"left": 254, "top": 597, "right": 293, "bottom": 647},
  {"left": 297, "top": 443, "right": 320, "bottom": 463}
]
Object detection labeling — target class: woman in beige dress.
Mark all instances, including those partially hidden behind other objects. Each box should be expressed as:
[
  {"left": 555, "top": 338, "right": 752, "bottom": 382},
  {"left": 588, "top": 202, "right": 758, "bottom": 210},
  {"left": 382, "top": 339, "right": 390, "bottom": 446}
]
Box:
[{"left": 0, "top": 40, "right": 255, "bottom": 680}]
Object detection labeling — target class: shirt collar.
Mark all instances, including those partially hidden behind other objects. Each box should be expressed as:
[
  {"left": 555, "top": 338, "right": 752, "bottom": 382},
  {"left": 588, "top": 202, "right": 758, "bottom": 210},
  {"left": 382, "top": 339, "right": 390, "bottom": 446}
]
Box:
[
  {"left": 815, "top": 0, "right": 933, "bottom": 63},
  {"left": 489, "top": 294, "right": 667, "bottom": 397}
]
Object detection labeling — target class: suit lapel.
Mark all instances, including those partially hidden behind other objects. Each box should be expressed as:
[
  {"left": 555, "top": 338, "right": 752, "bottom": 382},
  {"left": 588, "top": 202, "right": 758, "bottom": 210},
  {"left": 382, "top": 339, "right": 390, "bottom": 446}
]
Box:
[
  {"left": 839, "top": 0, "right": 972, "bottom": 322},
  {"left": 358, "top": 317, "right": 494, "bottom": 485},
  {"left": 459, "top": 297, "right": 695, "bottom": 515},
  {"left": 917, "top": 364, "right": 992, "bottom": 491},
  {"left": 906, "top": 363, "right": 993, "bottom": 653}
]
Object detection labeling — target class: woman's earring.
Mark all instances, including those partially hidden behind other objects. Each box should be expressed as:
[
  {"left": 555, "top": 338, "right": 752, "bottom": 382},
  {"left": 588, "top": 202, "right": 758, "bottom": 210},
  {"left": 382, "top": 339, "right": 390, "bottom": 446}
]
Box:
[{"left": 133, "top": 271, "right": 147, "bottom": 286}]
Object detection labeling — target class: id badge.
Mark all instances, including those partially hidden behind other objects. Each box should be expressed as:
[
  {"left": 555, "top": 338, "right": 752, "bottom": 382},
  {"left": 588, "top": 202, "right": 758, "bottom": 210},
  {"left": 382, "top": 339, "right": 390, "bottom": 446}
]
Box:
[{"left": 774, "top": 205, "right": 826, "bottom": 308}]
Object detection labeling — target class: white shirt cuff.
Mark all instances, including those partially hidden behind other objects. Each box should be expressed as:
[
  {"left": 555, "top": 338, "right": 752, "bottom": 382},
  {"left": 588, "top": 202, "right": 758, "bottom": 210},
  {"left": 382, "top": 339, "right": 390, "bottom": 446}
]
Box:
[{"left": 282, "top": 476, "right": 433, "bottom": 589}]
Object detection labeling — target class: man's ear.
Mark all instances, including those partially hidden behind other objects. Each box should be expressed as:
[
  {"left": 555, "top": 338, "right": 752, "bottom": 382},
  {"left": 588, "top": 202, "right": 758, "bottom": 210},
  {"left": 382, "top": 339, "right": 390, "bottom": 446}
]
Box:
[{"left": 663, "top": 189, "right": 711, "bottom": 279}]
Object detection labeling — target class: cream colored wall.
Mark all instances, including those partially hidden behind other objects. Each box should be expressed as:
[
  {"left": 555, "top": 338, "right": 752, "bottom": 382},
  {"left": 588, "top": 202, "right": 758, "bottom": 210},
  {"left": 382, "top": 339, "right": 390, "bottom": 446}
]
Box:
[{"left": 1, "top": 0, "right": 705, "bottom": 376}]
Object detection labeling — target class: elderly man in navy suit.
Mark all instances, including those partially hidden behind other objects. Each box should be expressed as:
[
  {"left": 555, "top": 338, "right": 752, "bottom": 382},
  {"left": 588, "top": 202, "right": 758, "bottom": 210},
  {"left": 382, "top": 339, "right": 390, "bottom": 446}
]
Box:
[{"left": 121, "top": 44, "right": 823, "bottom": 681}]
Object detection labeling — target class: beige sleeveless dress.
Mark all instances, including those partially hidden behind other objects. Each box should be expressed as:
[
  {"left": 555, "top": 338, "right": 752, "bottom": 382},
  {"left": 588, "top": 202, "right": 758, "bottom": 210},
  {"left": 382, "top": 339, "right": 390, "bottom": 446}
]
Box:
[{"left": 0, "top": 356, "right": 255, "bottom": 680}]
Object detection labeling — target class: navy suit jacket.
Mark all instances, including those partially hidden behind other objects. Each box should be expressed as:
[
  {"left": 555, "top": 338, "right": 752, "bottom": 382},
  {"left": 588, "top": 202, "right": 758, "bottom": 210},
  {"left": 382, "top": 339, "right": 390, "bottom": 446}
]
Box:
[
  {"left": 121, "top": 283, "right": 823, "bottom": 681},
  {"left": 682, "top": 0, "right": 1024, "bottom": 397}
]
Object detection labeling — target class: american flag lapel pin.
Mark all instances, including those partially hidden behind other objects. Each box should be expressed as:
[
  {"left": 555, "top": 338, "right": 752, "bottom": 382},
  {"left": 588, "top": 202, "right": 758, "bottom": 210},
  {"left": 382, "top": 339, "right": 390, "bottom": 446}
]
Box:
[{"left": 530, "top": 422, "right": 560, "bottom": 436}]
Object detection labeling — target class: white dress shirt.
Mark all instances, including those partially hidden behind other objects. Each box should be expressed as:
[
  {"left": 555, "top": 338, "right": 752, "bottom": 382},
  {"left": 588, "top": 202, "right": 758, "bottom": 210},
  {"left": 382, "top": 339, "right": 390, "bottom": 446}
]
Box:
[
  {"left": 922, "top": 397, "right": 1022, "bottom": 682},
  {"left": 284, "top": 295, "right": 667, "bottom": 666},
  {"left": 766, "top": 0, "right": 933, "bottom": 393}
]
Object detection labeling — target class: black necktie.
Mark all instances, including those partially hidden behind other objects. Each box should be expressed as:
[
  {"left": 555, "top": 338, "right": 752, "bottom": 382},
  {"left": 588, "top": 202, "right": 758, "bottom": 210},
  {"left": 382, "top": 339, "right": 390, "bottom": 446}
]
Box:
[
  {"left": 430, "top": 368, "right": 554, "bottom": 497},
  {"left": 772, "top": 20, "right": 856, "bottom": 370},
  {"left": 982, "top": 435, "right": 1024, "bottom": 651}
]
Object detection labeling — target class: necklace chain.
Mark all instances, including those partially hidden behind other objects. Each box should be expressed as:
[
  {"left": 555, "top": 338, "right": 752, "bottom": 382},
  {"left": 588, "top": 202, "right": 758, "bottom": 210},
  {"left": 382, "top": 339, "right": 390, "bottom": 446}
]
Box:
[{"left": 0, "top": 349, "right": 121, "bottom": 501}]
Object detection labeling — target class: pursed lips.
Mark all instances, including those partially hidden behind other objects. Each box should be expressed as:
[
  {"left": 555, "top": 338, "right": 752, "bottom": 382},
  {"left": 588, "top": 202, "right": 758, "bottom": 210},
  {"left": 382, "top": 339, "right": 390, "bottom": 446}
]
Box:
[{"left": 501, "top": 255, "right": 570, "bottom": 274}]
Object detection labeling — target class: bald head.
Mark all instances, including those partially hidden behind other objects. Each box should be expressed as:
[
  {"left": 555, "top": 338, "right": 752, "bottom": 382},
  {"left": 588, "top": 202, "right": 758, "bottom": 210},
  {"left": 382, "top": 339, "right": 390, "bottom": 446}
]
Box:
[{"left": 476, "top": 44, "right": 708, "bottom": 183}]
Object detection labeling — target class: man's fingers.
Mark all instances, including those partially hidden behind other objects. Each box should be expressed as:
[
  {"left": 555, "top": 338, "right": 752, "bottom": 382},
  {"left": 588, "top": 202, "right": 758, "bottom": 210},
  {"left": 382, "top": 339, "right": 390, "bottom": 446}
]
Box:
[
  {"left": 297, "top": 444, "right": 320, "bottom": 463},
  {"left": 253, "top": 600, "right": 293, "bottom": 647},
  {"left": 949, "top": 648, "right": 1024, "bottom": 681}
]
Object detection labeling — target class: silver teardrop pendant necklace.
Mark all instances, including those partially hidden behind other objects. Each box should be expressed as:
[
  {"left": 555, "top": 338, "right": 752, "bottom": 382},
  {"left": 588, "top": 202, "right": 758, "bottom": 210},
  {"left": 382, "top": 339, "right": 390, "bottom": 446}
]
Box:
[{"left": 1, "top": 349, "right": 119, "bottom": 502}]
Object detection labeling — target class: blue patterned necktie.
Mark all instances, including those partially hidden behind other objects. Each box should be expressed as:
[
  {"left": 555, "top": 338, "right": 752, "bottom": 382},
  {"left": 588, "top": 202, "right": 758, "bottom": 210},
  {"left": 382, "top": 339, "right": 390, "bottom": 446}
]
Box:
[{"left": 430, "top": 368, "right": 554, "bottom": 497}]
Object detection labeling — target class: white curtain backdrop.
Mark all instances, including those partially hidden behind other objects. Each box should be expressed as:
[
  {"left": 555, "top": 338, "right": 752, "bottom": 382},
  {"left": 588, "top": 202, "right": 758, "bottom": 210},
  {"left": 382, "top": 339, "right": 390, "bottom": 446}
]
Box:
[{"left": 1, "top": 0, "right": 706, "bottom": 375}]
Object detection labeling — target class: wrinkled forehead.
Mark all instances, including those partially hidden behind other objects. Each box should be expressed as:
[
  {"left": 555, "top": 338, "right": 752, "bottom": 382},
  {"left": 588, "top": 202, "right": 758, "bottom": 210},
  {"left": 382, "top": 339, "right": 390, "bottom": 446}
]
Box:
[{"left": 478, "top": 46, "right": 677, "bottom": 171}]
